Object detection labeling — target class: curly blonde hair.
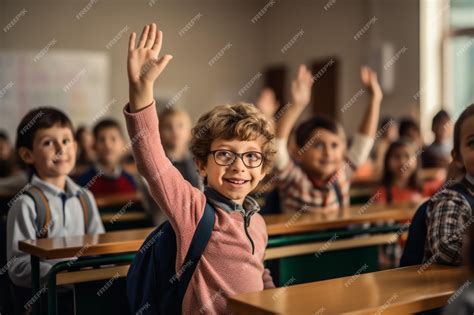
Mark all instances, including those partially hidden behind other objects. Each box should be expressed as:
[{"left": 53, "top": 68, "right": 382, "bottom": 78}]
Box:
[{"left": 190, "top": 103, "right": 276, "bottom": 173}]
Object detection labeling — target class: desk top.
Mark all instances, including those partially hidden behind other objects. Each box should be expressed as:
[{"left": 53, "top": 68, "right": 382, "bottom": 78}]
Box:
[
  {"left": 19, "top": 202, "right": 417, "bottom": 259},
  {"left": 228, "top": 264, "right": 467, "bottom": 315},
  {"left": 264, "top": 202, "right": 416, "bottom": 235}
]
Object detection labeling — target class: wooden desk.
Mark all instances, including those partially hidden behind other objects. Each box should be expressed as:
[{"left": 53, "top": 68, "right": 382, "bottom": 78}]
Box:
[
  {"left": 19, "top": 228, "right": 153, "bottom": 260},
  {"left": 19, "top": 203, "right": 417, "bottom": 314},
  {"left": 19, "top": 202, "right": 417, "bottom": 260},
  {"left": 95, "top": 191, "right": 142, "bottom": 208},
  {"left": 228, "top": 264, "right": 467, "bottom": 315},
  {"left": 264, "top": 202, "right": 416, "bottom": 236}
]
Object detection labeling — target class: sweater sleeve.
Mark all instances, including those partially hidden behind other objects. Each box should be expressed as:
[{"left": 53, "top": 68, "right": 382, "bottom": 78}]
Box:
[{"left": 123, "top": 102, "right": 206, "bottom": 242}]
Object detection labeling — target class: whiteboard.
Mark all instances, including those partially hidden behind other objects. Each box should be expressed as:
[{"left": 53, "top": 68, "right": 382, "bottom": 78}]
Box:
[{"left": 0, "top": 50, "right": 110, "bottom": 141}]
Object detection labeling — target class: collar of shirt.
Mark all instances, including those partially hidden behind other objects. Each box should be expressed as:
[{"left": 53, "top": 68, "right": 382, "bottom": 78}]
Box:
[
  {"left": 308, "top": 175, "right": 334, "bottom": 190},
  {"left": 465, "top": 174, "right": 474, "bottom": 192},
  {"left": 94, "top": 163, "right": 123, "bottom": 179},
  {"left": 204, "top": 186, "right": 260, "bottom": 214},
  {"left": 30, "top": 174, "right": 82, "bottom": 199}
]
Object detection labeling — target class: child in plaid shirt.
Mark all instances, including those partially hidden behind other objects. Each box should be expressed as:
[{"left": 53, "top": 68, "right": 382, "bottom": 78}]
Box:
[
  {"left": 274, "top": 65, "right": 383, "bottom": 214},
  {"left": 424, "top": 104, "right": 474, "bottom": 265}
]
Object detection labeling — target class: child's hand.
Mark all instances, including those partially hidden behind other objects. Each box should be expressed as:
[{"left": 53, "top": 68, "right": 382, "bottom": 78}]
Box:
[
  {"left": 128, "top": 23, "right": 173, "bottom": 111},
  {"left": 291, "top": 65, "right": 314, "bottom": 108},
  {"left": 262, "top": 268, "right": 276, "bottom": 289},
  {"left": 360, "top": 66, "right": 383, "bottom": 102},
  {"left": 256, "top": 88, "right": 280, "bottom": 119}
]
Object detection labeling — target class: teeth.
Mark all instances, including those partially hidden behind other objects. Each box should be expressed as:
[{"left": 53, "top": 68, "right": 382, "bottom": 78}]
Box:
[{"left": 227, "top": 179, "right": 246, "bottom": 184}]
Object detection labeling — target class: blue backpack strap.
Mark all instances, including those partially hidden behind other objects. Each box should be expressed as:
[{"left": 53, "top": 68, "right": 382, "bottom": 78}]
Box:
[
  {"left": 175, "top": 202, "right": 215, "bottom": 309},
  {"left": 332, "top": 180, "right": 344, "bottom": 210},
  {"left": 23, "top": 185, "right": 51, "bottom": 239},
  {"left": 399, "top": 200, "right": 429, "bottom": 266},
  {"left": 77, "top": 189, "right": 93, "bottom": 233}
]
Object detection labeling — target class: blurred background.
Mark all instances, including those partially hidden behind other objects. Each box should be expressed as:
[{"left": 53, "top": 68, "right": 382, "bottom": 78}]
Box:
[{"left": 0, "top": 0, "right": 472, "bottom": 142}]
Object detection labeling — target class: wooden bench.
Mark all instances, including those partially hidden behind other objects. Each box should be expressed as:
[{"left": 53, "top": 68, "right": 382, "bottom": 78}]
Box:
[{"left": 228, "top": 264, "right": 467, "bottom": 314}]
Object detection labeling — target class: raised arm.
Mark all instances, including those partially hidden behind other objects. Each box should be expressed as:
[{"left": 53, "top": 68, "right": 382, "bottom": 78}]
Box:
[
  {"left": 127, "top": 23, "right": 173, "bottom": 112},
  {"left": 358, "top": 66, "right": 383, "bottom": 138},
  {"left": 124, "top": 24, "right": 205, "bottom": 236},
  {"left": 276, "top": 65, "right": 314, "bottom": 141}
]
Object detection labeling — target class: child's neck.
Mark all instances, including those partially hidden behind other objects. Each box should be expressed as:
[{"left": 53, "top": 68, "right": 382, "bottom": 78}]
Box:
[
  {"left": 98, "top": 161, "right": 119, "bottom": 175},
  {"left": 466, "top": 173, "right": 474, "bottom": 185},
  {"left": 433, "top": 137, "right": 447, "bottom": 145},
  {"left": 393, "top": 176, "right": 410, "bottom": 188},
  {"left": 37, "top": 173, "right": 67, "bottom": 191},
  {"left": 166, "top": 146, "right": 187, "bottom": 161}
]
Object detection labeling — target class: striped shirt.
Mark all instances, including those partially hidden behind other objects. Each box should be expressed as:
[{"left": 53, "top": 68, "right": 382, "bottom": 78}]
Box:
[
  {"left": 424, "top": 176, "right": 474, "bottom": 265},
  {"left": 275, "top": 134, "right": 374, "bottom": 214}
]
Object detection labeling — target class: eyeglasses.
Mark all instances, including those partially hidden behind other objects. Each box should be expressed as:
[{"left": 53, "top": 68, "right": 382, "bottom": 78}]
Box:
[{"left": 209, "top": 150, "right": 264, "bottom": 168}]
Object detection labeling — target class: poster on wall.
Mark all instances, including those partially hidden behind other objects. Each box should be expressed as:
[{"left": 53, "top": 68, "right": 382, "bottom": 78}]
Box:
[{"left": 0, "top": 50, "right": 110, "bottom": 141}]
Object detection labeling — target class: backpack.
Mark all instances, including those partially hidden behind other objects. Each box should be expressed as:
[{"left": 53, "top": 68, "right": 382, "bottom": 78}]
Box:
[
  {"left": 24, "top": 185, "right": 94, "bottom": 238},
  {"left": 126, "top": 203, "right": 215, "bottom": 314},
  {"left": 400, "top": 183, "right": 474, "bottom": 267}
]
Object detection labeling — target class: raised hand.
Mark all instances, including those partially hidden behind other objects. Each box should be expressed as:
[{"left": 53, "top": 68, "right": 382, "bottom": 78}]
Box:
[
  {"left": 128, "top": 23, "right": 173, "bottom": 111},
  {"left": 360, "top": 66, "right": 383, "bottom": 102},
  {"left": 291, "top": 65, "right": 314, "bottom": 108},
  {"left": 256, "top": 88, "right": 280, "bottom": 120}
]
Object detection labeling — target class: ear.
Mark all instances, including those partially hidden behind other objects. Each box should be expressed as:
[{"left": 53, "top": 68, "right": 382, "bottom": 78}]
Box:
[
  {"left": 451, "top": 149, "right": 461, "bottom": 163},
  {"left": 18, "top": 147, "right": 34, "bottom": 165},
  {"left": 73, "top": 140, "right": 78, "bottom": 152},
  {"left": 195, "top": 159, "right": 207, "bottom": 177},
  {"left": 257, "top": 168, "right": 267, "bottom": 182}
]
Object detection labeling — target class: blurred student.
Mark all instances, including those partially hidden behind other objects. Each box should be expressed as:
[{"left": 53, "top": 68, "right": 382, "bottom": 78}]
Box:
[
  {"left": 371, "top": 117, "right": 398, "bottom": 179},
  {"left": 399, "top": 117, "right": 424, "bottom": 149},
  {"left": 422, "top": 110, "right": 453, "bottom": 168},
  {"left": 424, "top": 104, "right": 474, "bottom": 265},
  {"left": 376, "top": 139, "right": 446, "bottom": 204},
  {"left": 274, "top": 65, "right": 382, "bottom": 214},
  {"left": 74, "top": 126, "right": 96, "bottom": 173},
  {"left": 77, "top": 119, "right": 137, "bottom": 197},
  {"left": 0, "top": 130, "right": 28, "bottom": 194},
  {"left": 159, "top": 107, "right": 202, "bottom": 190},
  {"left": 376, "top": 140, "right": 423, "bottom": 204},
  {"left": 7, "top": 108, "right": 104, "bottom": 314}
]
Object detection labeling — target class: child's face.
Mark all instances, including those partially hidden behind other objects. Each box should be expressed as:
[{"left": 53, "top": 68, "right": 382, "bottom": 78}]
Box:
[
  {"left": 385, "top": 124, "right": 399, "bottom": 142},
  {"left": 94, "top": 127, "right": 125, "bottom": 167},
  {"left": 197, "top": 138, "right": 267, "bottom": 205},
  {"left": 433, "top": 118, "right": 452, "bottom": 142},
  {"left": 160, "top": 112, "right": 191, "bottom": 151},
  {"left": 405, "top": 128, "right": 422, "bottom": 147},
  {"left": 20, "top": 125, "right": 77, "bottom": 178},
  {"left": 0, "top": 139, "right": 12, "bottom": 161},
  {"left": 79, "top": 129, "right": 94, "bottom": 151},
  {"left": 388, "top": 145, "right": 417, "bottom": 180},
  {"left": 297, "top": 128, "right": 346, "bottom": 181},
  {"left": 456, "top": 115, "right": 474, "bottom": 176}
]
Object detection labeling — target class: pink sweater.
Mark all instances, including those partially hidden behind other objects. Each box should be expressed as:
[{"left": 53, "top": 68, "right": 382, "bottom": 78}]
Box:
[{"left": 124, "top": 103, "right": 271, "bottom": 314}]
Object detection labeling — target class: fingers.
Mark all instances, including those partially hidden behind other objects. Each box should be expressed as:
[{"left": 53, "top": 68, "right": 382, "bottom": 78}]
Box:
[
  {"left": 128, "top": 32, "right": 136, "bottom": 52},
  {"left": 360, "top": 66, "right": 370, "bottom": 84},
  {"left": 298, "top": 64, "right": 306, "bottom": 79},
  {"left": 148, "top": 54, "right": 173, "bottom": 79},
  {"left": 138, "top": 24, "right": 150, "bottom": 48},
  {"left": 296, "top": 64, "right": 313, "bottom": 86},
  {"left": 145, "top": 23, "right": 157, "bottom": 49},
  {"left": 152, "top": 30, "right": 163, "bottom": 54}
]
